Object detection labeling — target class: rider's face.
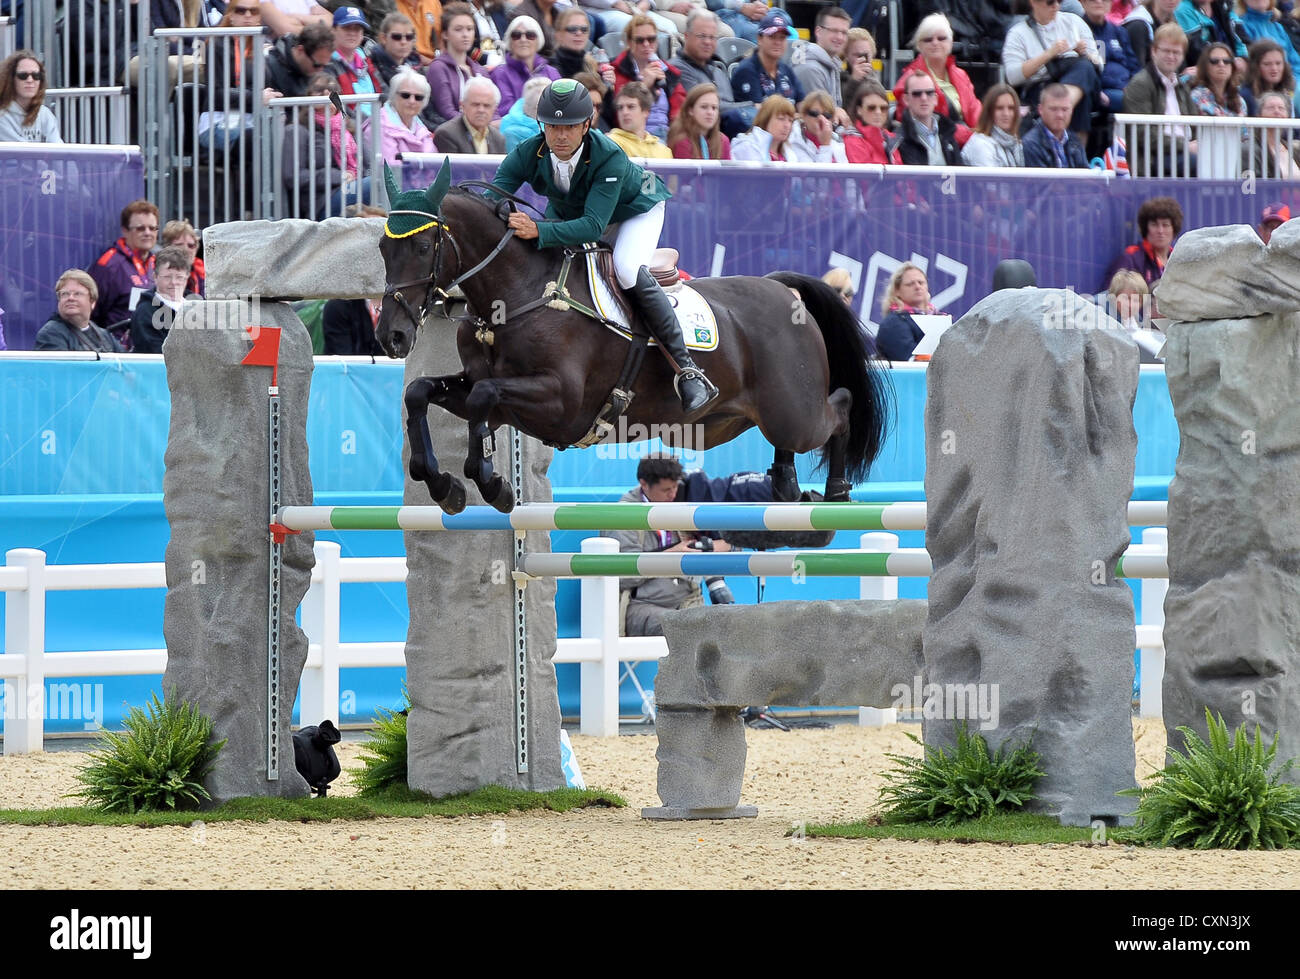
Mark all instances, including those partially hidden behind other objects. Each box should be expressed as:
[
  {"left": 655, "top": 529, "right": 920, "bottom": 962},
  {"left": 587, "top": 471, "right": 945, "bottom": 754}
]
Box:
[{"left": 544, "top": 120, "right": 589, "bottom": 161}]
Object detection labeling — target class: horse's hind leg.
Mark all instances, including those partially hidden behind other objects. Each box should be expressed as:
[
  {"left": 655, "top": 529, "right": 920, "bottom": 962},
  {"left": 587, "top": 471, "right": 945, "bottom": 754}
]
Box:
[
  {"left": 768, "top": 449, "right": 799, "bottom": 502},
  {"left": 821, "top": 388, "right": 854, "bottom": 502},
  {"left": 404, "top": 375, "right": 468, "bottom": 515}
]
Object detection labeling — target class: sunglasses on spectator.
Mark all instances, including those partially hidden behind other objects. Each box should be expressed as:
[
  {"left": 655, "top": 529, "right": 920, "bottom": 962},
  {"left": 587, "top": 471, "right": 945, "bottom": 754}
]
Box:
[
  {"left": 1207, "top": 57, "right": 1232, "bottom": 66},
  {"left": 850, "top": 52, "right": 872, "bottom": 61},
  {"left": 129, "top": 224, "right": 158, "bottom": 232},
  {"left": 15, "top": 70, "right": 43, "bottom": 81},
  {"left": 861, "top": 102, "right": 888, "bottom": 113},
  {"left": 511, "top": 30, "right": 539, "bottom": 40},
  {"left": 398, "top": 91, "right": 426, "bottom": 101},
  {"left": 389, "top": 32, "right": 415, "bottom": 40},
  {"left": 907, "top": 88, "right": 937, "bottom": 98},
  {"left": 564, "top": 24, "right": 590, "bottom": 34},
  {"left": 804, "top": 109, "right": 826, "bottom": 119},
  {"left": 230, "top": 5, "right": 259, "bottom": 14},
  {"left": 921, "top": 35, "right": 950, "bottom": 43},
  {"left": 633, "top": 35, "right": 658, "bottom": 45}
]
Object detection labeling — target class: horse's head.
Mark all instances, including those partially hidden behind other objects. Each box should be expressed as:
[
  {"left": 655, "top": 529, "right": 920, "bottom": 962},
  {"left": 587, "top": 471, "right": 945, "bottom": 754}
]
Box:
[{"left": 376, "top": 161, "right": 454, "bottom": 359}]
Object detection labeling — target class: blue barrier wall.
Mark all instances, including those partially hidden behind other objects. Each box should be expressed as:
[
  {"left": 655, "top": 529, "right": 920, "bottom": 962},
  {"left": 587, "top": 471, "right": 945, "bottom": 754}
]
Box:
[{"left": 1, "top": 356, "right": 1175, "bottom": 731}]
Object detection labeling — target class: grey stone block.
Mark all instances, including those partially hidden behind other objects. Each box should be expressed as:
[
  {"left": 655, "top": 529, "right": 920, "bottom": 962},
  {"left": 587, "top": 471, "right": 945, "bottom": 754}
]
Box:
[
  {"left": 655, "top": 600, "right": 927, "bottom": 709},
  {"left": 648, "top": 599, "right": 926, "bottom": 817},
  {"left": 1162, "top": 315, "right": 1300, "bottom": 780},
  {"left": 161, "top": 300, "right": 315, "bottom": 803},
  {"left": 204, "top": 218, "right": 388, "bottom": 300},
  {"left": 401, "top": 305, "right": 566, "bottom": 798},
  {"left": 1155, "top": 221, "right": 1300, "bottom": 323},
  {"left": 924, "top": 289, "right": 1139, "bottom": 827}
]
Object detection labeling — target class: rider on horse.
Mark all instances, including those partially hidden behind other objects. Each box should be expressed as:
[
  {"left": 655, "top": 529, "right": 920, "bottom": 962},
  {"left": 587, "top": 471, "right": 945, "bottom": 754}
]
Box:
[{"left": 492, "top": 78, "right": 720, "bottom": 417}]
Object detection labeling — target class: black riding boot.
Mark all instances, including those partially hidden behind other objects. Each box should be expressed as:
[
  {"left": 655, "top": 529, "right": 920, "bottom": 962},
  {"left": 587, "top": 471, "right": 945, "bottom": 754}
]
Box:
[{"left": 628, "top": 266, "right": 719, "bottom": 416}]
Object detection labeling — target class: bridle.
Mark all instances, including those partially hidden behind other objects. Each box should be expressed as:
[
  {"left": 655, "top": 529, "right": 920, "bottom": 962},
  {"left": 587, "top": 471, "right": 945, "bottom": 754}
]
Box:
[{"left": 381, "top": 185, "right": 546, "bottom": 335}]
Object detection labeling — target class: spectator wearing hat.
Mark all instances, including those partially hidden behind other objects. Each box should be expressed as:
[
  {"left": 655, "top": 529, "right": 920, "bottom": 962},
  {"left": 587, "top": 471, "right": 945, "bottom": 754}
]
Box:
[
  {"left": 327, "top": 6, "right": 384, "bottom": 118},
  {"left": 88, "top": 200, "right": 159, "bottom": 348},
  {"left": 1107, "top": 195, "right": 1183, "bottom": 287},
  {"left": 1257, "top": 202, "right": 1291, "bottom": 244},
  {"left": 35, "top": 271, "right": 124, "bottom": 353},
  {"left": 730, "top": 11, "right": 805, "bottom": 107}
]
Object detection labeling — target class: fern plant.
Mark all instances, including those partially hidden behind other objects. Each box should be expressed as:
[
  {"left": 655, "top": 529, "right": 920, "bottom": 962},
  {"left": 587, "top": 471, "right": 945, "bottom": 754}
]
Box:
[
  {"left": 1120, "top": 709, "right": 1300, "bottom": 849},
  {"left": 350, "top": 690, "right": 411, "bottom": 797},
  {"left": 72, "top": 693, "right": 226, "bottom": 814},
  {"left": 878, "top": 723, "right": 1045, "bottom": 826}
]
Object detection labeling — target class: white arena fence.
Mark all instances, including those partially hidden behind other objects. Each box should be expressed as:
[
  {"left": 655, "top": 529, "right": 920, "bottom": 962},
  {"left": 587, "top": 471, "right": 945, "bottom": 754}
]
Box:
[
  {"left": 2, "top": 528, "right": 1169, "bottom": 752},
  {"left": 1114, "top": 112, "right": 1300, "bottom": 180}
]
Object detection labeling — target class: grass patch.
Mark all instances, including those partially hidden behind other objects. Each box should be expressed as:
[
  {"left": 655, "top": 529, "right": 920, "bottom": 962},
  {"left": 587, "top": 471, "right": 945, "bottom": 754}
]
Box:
[
  {"left": 801, "top": 811, "right": 1140, "bottom": 846},
  {"left": 0, "top": 784, "right": 624, "bottom": 828}
]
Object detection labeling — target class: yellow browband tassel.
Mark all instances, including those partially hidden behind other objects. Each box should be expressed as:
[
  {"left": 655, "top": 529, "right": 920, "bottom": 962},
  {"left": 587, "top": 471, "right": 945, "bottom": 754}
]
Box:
[{"left": 383, "top": 219, "right": 445, "bottom": 239}]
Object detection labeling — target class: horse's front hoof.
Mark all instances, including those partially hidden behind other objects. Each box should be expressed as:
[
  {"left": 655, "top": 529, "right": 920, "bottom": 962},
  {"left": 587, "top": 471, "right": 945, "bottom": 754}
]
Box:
[
  {"left": 435, "top": 476, "right": 467, "bottom": 515},
  {"left": 824, "top": 478, "right": 852, "bottom": 502},
  {"left": 482, "top": 476, "right": 515, "bottom": 513}
]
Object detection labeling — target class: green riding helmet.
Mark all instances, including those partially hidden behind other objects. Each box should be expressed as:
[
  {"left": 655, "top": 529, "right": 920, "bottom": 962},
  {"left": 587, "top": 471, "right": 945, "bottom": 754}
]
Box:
[{"left": 536, "top": 78, "right": 594, "bottom": 126}]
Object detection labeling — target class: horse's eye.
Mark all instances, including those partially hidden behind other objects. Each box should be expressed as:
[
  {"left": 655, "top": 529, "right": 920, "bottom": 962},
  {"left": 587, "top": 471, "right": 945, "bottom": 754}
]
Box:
[{"left": 418, "top": 241, "right": 430, "bottom": 254}]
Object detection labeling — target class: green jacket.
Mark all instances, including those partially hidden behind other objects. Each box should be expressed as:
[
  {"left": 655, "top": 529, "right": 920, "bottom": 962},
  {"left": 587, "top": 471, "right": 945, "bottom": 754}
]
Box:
[{"left": 492, "top": 129, "right": 671, "bottom": 249}]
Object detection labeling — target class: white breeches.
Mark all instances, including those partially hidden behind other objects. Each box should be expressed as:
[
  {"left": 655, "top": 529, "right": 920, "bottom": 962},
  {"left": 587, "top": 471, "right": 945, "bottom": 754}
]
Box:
[{"left": 612, "top": 199, "right": 665, "bottom": 289}]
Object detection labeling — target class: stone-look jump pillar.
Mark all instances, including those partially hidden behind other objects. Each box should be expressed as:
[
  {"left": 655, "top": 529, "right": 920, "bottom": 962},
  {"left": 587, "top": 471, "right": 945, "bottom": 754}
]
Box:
[
  {"left": 923, "top": 290, "right": 1140, "bottom": 826},
  {"left": 402, "top": 307, "right": 566, "bottom": 797},
  {"left": 646, "top": 599, "right": 927, "bottom": 819},
  {"left": 1156, "top": 224, "right": 1300, "bottom": 777},
  {"left": 162, "top": 300, "right": 315, "bottom": 803}
]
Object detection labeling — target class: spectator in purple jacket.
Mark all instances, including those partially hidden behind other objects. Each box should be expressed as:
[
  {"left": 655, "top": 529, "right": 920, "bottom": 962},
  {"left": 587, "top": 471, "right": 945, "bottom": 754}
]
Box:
[
  {"left": 1106, "top": 195, "right": 1183, "bottom": 288},
  {"left": 490, "top": 14, "right": 560, "bottom": 118},
  {"left": 88, "top": 200, "right": 159, "bottom": 349},
  {"left": 427, "top": 3, "right": 490, "bottom": 124}
]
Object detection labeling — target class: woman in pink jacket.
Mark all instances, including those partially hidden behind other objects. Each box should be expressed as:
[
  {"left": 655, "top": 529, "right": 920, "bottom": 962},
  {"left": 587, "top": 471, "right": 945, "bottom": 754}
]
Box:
[
  {"left": 365, "top": 66, "right": 438, "bottom": 163},
  {"left": 890, "top": 12, "right": 980, "bottom": 144}
]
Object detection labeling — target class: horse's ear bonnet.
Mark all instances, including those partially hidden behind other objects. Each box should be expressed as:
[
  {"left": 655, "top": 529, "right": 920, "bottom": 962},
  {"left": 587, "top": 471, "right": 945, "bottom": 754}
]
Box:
[{"left": 384, "top": 159, "right": 453, "bottom": 238}]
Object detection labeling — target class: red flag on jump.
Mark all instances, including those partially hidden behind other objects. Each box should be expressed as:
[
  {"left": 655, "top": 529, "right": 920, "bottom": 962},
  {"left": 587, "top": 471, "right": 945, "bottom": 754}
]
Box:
[{"left": 241, "top": 325, "right": 282, "bottom": 387}]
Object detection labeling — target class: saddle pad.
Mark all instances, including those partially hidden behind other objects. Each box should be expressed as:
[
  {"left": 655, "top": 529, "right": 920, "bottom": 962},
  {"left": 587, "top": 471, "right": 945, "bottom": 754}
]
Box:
[{"left": 584, "top": 250, "right": 719, "bottom": 351}]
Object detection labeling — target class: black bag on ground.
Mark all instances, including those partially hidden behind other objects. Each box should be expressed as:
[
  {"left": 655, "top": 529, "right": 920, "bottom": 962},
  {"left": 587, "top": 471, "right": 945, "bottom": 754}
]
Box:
[{"left": 293, "top": 720, "right": 342, "bottom": 797}]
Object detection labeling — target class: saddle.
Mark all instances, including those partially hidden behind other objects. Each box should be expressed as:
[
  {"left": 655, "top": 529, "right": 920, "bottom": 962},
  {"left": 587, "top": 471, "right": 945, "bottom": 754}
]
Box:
[{"left": 589, "top": 246, "right": 684, "bottom": 325}]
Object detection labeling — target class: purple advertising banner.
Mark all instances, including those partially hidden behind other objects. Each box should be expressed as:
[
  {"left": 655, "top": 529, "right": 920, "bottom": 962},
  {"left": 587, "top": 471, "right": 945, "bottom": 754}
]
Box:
[
  {"left": 401, "top": 155, "right": 1298, "bottom": 333},
  {"left": 0, "top": 144, "right": 145, "bottom": 350}
]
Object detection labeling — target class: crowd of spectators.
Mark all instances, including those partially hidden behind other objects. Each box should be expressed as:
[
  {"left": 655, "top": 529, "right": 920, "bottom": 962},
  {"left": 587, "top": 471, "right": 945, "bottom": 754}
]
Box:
[{"left": 9, "top": 0, "right": 1300, "bottom": 353}]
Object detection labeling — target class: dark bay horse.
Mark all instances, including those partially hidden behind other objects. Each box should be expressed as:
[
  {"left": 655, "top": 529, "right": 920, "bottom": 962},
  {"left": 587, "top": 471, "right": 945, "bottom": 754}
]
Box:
[{"left": 376, "top": 167, "right": 890, "bottom": 514}]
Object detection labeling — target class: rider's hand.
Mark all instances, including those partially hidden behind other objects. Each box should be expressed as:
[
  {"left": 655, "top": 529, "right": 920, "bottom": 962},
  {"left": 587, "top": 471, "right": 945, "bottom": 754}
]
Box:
[{"left": 508, "top": 211, "right": 539, "bottom": 239}]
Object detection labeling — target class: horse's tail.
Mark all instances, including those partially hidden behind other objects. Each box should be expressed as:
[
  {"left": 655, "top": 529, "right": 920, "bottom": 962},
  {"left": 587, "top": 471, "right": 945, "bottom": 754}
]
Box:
[{"left": 766, "top": 271, "right": 892, "bottom": 485}]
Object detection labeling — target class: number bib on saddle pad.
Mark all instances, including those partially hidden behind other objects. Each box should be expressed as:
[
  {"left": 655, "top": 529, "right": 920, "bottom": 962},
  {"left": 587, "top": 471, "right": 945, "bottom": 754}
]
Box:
[{"left": 584, "top": 250, "right": 719, "bottom": 351}]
